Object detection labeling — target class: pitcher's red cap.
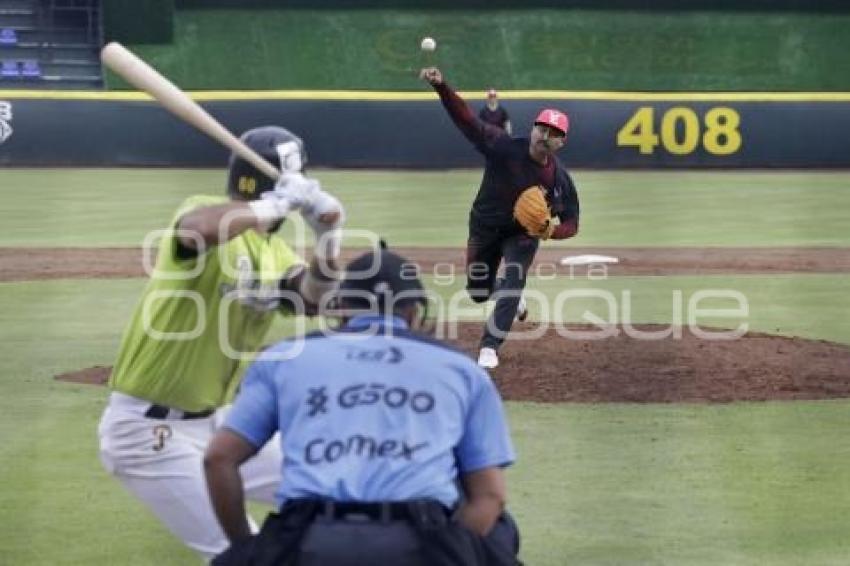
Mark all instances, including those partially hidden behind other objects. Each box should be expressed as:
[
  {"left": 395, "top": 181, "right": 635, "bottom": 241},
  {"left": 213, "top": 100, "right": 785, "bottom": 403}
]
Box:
[{"left": 534, "top": 108, "right": 569, "bottom": 136}]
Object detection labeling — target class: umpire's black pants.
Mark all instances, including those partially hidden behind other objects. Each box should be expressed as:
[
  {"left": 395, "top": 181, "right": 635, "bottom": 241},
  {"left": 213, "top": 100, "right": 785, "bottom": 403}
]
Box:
[
  {"left": 299, "top": 505, "right": 519, "bottom": 565},
  {"left": 298, "top": 518, "right": 424, "bottom": 565},
  {"left": 213, "top": 500, "right": 520, "bottom": 566},
  {"left": 466, "top": 222, "right": 538, "bottom": 350}
]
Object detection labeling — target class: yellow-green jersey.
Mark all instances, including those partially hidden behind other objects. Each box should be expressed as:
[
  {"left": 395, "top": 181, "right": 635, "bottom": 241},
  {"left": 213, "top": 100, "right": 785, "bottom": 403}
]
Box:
[{"left": 109, "top": 195, "right": 304, "bottom": 412}]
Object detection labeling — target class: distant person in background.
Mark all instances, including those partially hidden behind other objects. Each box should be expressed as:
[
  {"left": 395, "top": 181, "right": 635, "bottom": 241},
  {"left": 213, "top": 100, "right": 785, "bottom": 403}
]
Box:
[{"left": 478, "top": 88, "right": 512, "bottom": 135}]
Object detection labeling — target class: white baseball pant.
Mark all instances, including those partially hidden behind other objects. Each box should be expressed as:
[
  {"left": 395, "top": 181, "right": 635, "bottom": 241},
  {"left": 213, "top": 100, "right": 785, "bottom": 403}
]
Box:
[{"left": 98, "top": 392, "right": 282, "bottom": 561}]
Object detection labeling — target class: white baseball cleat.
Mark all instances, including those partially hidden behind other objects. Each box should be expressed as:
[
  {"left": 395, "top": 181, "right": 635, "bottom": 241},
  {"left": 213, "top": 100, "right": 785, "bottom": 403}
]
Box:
[
  {"left": 515, "top": 296, "right": 528, "bottom": 322},
  {"left": 477, "top": 347, "right": 499, "bottom": 369}
]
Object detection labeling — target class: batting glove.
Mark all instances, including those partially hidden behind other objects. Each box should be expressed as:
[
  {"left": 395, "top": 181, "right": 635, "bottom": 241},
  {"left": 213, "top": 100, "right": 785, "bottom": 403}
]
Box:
[
  {"left": 249, "top": 192, "right": 298, "bottom": 229},
  {"left": 273, "top": 172, "right": 320, "bottom": 209},
  {"left": 273, "top": 172, "right": 345, "bottom": 259}
]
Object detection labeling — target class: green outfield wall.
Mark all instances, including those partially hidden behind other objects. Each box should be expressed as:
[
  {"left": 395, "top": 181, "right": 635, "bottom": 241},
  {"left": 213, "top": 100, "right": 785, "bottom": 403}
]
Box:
[
  {"left": 105, "top": 6, "right": 850, "bottom": 92},
  {"left": 175, "top": 1, "right": 850, "bottom": 8},
  {"left": 102, "top": 0, "right": 174, "bottom": 44}
]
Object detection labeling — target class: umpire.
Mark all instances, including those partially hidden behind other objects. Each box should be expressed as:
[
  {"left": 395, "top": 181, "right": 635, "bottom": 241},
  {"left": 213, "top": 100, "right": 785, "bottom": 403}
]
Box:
[
  {"left": 420, "top": 67, "right": 580, "bottom": 369},
  {"left": 205, "top": 247, "right": 521, "bottom": 565}
]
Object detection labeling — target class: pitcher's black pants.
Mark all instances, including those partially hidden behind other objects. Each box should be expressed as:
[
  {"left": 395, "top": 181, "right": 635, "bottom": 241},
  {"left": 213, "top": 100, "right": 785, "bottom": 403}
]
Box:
[{"left": 466, "top": 222, "right": 538, "bottom": 350}]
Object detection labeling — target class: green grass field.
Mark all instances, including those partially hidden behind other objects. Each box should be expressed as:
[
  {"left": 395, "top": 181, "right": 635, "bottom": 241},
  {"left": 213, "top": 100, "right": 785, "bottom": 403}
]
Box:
[
  {"left": 1, "top": 169, "right": 849, "bottom": 565},
  {"left": 4, "top": 169, "right": 849, "bottom": 247}
]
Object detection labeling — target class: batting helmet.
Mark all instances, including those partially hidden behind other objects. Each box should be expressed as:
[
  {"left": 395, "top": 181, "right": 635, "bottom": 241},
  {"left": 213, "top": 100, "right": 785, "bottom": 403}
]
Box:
[{"left": 226, "top": 126, "right": 307, "bottom": 200}]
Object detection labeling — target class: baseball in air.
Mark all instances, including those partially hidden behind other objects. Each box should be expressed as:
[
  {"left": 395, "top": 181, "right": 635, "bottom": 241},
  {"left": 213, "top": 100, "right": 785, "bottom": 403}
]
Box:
[{"left": 420, "top": 37, "right": 437, "bottom": 52}]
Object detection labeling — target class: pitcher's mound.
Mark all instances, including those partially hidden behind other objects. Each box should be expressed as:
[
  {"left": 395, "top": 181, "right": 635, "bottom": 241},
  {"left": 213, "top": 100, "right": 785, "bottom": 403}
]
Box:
[
  {"left": 444, "top": 323, "right": 850, "bottom": 403},
  {"left": 55, "top": 325, "right": 850, "bottom": 403}
]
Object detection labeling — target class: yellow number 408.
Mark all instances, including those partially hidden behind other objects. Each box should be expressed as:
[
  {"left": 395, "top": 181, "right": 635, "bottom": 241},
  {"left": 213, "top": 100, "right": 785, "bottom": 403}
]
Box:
[{"left": 616, "top": 106, "right": 741, "bottom": 156}]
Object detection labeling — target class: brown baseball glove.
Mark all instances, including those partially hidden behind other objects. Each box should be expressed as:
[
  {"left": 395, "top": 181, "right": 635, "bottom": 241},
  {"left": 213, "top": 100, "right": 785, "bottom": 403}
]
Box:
[{"left": 513, "top": 185, "right": 555, "bottom": 239}]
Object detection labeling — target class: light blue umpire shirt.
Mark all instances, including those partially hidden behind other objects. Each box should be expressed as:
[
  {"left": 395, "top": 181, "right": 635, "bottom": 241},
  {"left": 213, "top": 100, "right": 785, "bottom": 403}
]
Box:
[{"left": 224, "top": 314, "right": 516, "bottom": 508}]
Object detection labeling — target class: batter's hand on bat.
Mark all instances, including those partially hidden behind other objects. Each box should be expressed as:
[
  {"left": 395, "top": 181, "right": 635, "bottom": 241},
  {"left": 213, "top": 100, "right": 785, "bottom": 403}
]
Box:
[
  {"left": 273, "top": 172, "right": 318, "bottom": 210},
  {"left": 420, "top": 67, "right": 443, "bottom": 86},
  {"left": 274, "top": 173, "right": 343, "bottom": 227}
]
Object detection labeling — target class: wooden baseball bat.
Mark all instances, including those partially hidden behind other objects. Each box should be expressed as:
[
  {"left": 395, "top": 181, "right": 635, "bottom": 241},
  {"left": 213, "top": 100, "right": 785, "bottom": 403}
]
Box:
[{"left": 100, "top": 41, "right": 280, "bottom": 181}]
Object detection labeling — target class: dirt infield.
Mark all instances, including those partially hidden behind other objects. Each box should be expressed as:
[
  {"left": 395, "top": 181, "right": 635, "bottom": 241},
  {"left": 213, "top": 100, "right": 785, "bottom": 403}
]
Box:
[
  {"left": 4, "top": 246, "right": 850, "bottom": 281},
  {"left": 55, "top": 323, "right": 850, "bottom": 403},
  {"left": 56, "top": 366, "right": 111, "bottom": 386},
  {"left": 458, "top": 323, "right": 850, "bottom": 403},
  {"left": 20, "top": 245, "right": 847, "bottom": 403}
]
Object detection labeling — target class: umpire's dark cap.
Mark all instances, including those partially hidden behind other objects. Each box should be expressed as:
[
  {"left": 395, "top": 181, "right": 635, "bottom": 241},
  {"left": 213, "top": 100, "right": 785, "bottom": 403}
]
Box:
[{"left": 338, "top": 248, "right": 425, "bottom": 312}]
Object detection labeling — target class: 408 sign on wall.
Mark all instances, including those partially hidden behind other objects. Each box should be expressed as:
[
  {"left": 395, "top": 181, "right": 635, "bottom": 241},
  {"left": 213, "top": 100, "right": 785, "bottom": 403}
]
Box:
[
  {"left": 592, "top": 96, "right": 850, "bottom": 167},
  {"left": 616, "top": 106, "right": 741, "bottom": 157}
]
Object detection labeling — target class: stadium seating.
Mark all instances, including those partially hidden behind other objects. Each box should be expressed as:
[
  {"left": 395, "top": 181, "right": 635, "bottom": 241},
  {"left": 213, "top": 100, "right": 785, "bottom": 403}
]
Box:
[
  {"left": 20, "top": 58, "right": 38, "bottom": 76},
  {"left": 0, "top": 0, "right": 101, "bottom": 88},
  {"left": 0, "top": 27, "right": 16, "bottom": 44},
  {"left": 1, "top": 59, "right": 18, "bottom": 77}
]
